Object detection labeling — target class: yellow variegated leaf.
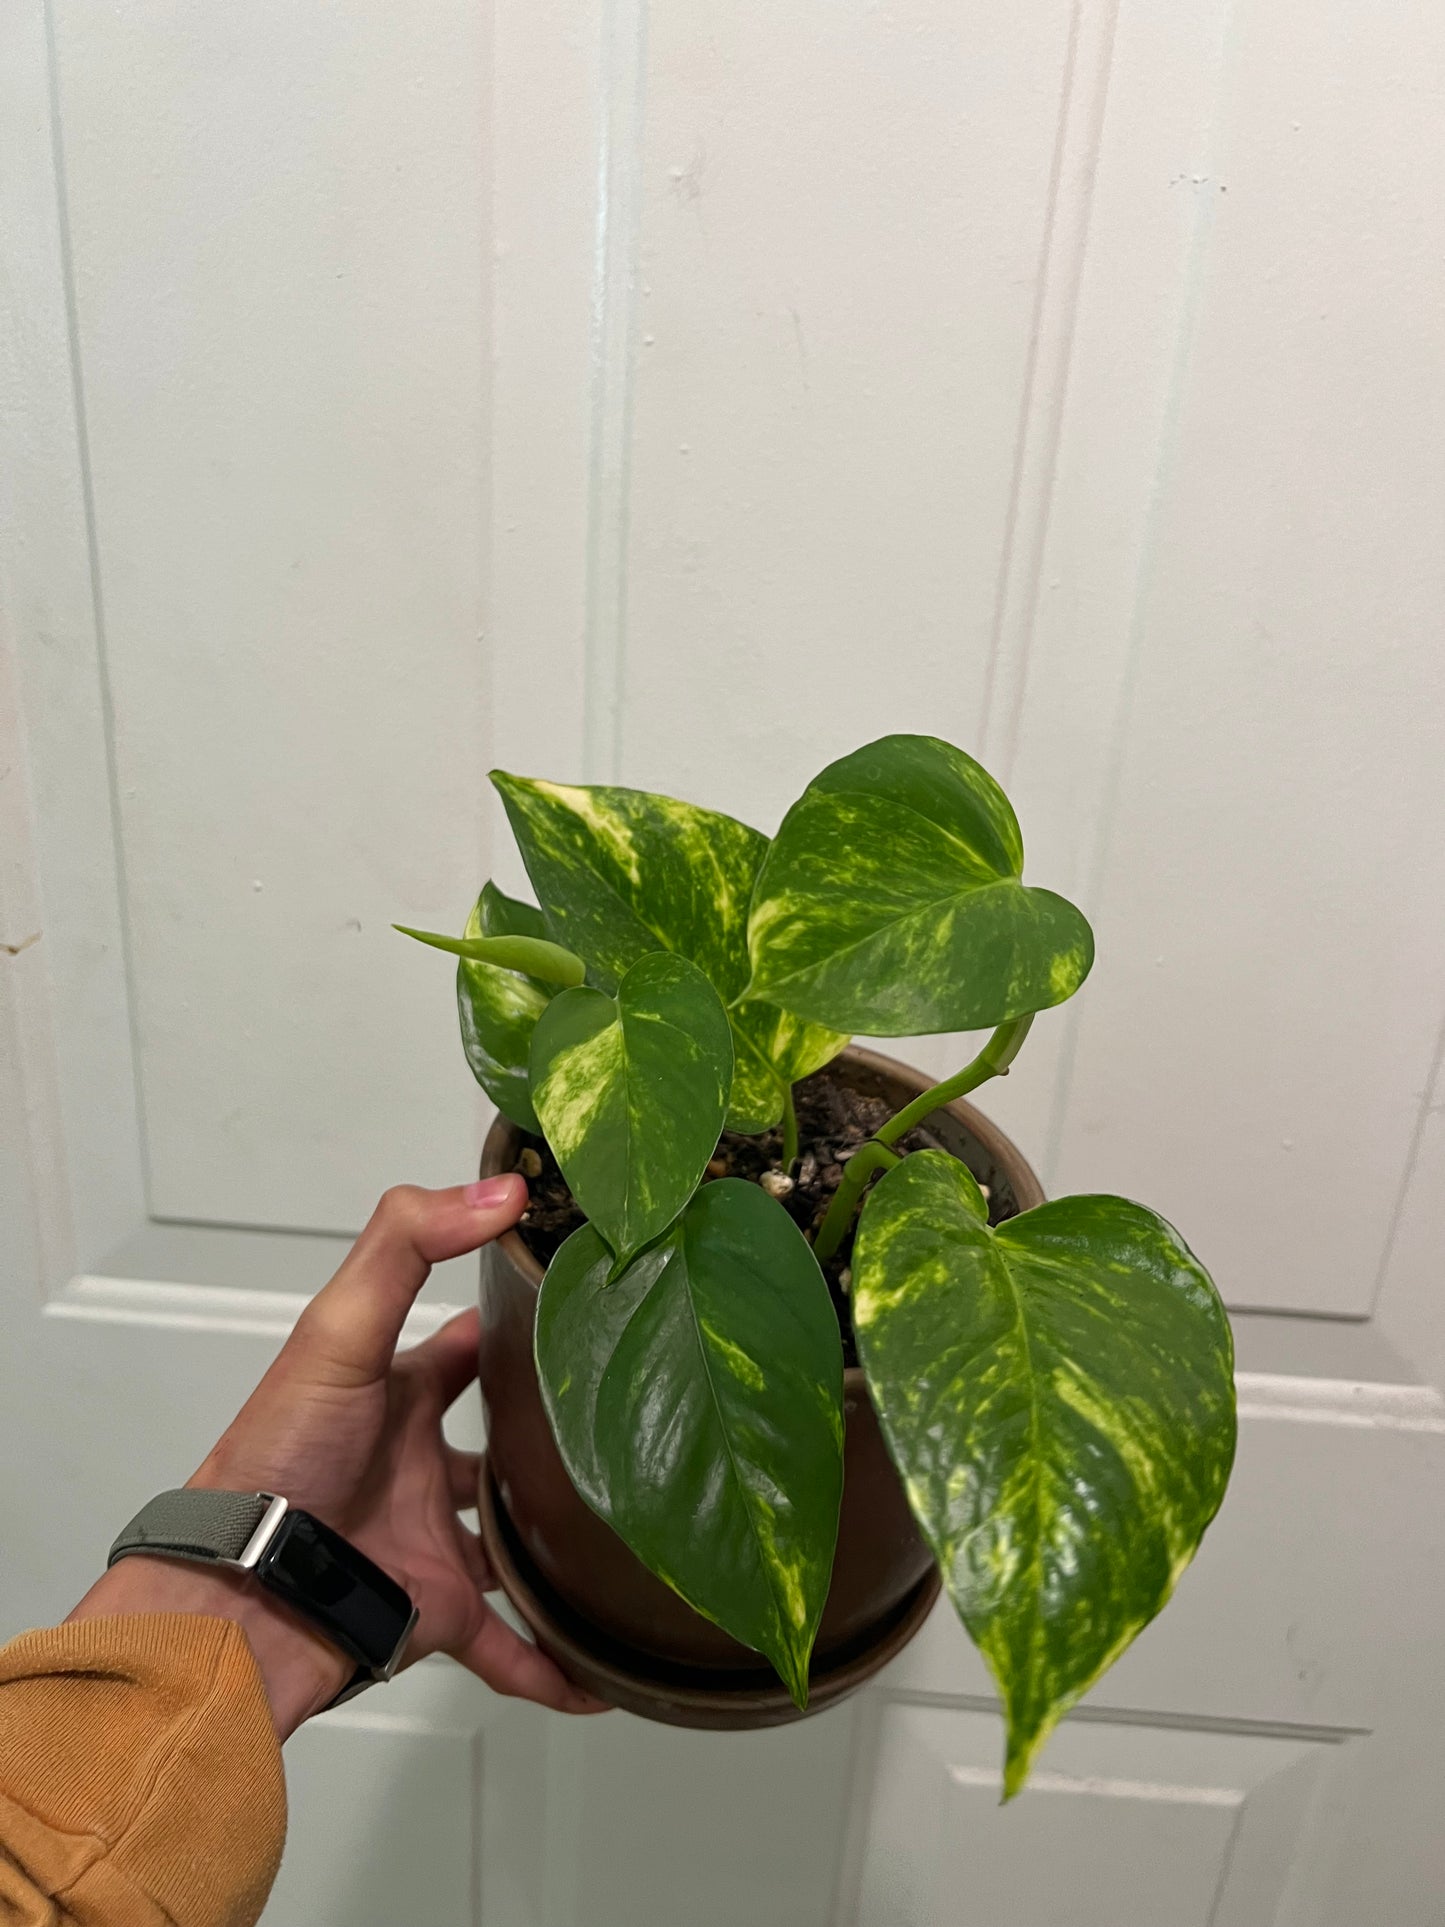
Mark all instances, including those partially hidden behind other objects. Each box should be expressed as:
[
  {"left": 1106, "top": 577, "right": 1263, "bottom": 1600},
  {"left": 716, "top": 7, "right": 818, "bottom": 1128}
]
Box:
[
  {"left": 492, "top": 771, "right": 844, "bottom": 1130},
  {"left": 746, "top": 735, "right": 1094, "bottom": 1035},
  {"left": 853, "top": 1151, "right": 1236, "bottom": 1796}
]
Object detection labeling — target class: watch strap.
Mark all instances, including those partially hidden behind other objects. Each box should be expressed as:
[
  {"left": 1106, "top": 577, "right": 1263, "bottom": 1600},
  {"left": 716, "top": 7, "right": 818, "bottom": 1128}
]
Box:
[
  {"left": 110, "top": 1488, "right": 276, "bottom": 1566},
  {"left": 109, "top": 1490, "right": 417, "bottom": 1704}
]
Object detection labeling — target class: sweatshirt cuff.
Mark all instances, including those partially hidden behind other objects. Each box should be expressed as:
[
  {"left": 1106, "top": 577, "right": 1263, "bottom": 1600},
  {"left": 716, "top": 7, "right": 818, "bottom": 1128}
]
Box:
[{"left": 0, "top": 1614, "right": 287, "bottom": 1927}]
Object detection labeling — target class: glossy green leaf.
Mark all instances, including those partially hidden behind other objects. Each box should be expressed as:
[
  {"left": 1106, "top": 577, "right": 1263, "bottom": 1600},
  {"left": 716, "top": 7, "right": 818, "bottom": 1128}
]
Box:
[
  {"left": 852, "top": 1151, "right": 1236, "bottom": 1797},
  {"left": 479, "top": 879, "right": 549, "bottom": 944},
  {"left": 536, "top": 1179, "right": 845, "bottom": 1703},
  {"left": 745, "top": 734, "right": 1094, "bottom": 1035},
  {"left": 726, "top": 1000, "right": 850, "bottom": 1135},
  {"left": 452, "top": 890, "right": 552, "bottom": 1133},
  {"left": 394, "top": 922, "right": 585, "bottom": 987},
  {"left": 491, "top": 770, "right": 844, "bottom": 1130},
  {"left": 529, "top": 952, "right": 732, "bottom": 1271}
]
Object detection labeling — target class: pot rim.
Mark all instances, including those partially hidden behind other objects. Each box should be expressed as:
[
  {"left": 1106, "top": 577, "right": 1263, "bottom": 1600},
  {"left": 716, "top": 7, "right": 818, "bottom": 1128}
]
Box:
[{"left": 485, "top": 1041, "right": 1044, "bottom": 1390}]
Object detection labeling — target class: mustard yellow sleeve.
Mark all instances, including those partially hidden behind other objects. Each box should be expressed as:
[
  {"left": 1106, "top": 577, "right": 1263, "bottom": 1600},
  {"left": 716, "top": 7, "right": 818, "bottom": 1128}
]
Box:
[{"left": 0, "top": 1616, "right": 286, "bottom": 1927}]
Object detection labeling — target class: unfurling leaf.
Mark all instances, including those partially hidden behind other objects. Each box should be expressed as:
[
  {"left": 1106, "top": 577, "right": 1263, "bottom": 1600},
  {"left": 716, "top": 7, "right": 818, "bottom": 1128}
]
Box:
[
  {"left": 536, "top": 1180, "right": 845, "bottom": 1704},
  {"left": 394, "top": 921, "right": 585, "bottom": 987},
  {"left": 491, "top": 771, "right": 844, "bottom": 1130},
  {"left": 398, "top": 887, "right": 556, "bottom": 1132},
  {"left": 745, "top": 734, "right": 1094, "bottom": 1035},
  {"left": 852, "top": 1151, "right": 1235, "bottom": 1796},
  {"left": 529, "top": 952, "right": 732, "bottom": 1271}
]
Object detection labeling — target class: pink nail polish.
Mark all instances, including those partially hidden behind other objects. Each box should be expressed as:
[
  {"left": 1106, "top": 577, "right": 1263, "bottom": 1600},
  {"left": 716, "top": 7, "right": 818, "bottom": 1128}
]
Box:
[{"left": 465, "top": 1175, "right": 519, "bottom": 1208}]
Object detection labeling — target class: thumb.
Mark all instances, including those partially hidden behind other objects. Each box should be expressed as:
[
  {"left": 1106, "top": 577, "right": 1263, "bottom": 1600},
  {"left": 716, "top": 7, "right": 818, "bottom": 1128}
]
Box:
[{"left": 292, "top": 1177, "right": 527, "bottom": 1387}]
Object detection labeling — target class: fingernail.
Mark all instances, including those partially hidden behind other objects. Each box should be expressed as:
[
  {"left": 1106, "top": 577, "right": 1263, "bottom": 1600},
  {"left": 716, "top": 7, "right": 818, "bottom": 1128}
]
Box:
[{"left": 465, "top": 1175, "right": 521, "bottom": 1208}]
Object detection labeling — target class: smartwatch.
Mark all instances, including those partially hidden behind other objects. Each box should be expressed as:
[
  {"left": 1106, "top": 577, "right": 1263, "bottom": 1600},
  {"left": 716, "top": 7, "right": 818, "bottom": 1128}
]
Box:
[{"left": 109, "top": 1490, "right": 418, "bottom": 1709}]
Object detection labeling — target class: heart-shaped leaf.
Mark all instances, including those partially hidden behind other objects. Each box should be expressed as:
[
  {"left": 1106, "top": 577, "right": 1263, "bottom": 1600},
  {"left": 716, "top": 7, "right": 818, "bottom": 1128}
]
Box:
[
  {"left": 536, "top": 1179, "right": 845, "bottom": 1703},
  {"left": 493, "top": 770, "right": 844, "bottom": 1129},
  {"left": 852, "top": 1151, "right": 1235, "bottom": 1797},
  {"left": 745, "top": 734, "right": 1094, "bottom": 1035},
  {"left": 529, "top": 951, "right": 733, "bottom": 1270}
]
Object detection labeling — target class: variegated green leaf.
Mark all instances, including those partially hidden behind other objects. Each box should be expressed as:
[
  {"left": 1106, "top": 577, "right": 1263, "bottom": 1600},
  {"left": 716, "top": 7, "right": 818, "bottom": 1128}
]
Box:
[
  {"left": 478, "top": 879, "right": 549, "bottom": 944},
  {"left": 492, "top": 770, "right": 844, "bottom": 1130},
  {"left": 745, "top": 734, "right": 1094, "bottom": 1035},
  {"left": 491, "top": 771, "right": 759, "bottom": 993},
  {"left": 457, "top": 888, "right": 552, "bottom": 1132},
  {"left": 726, "top": 1000, "right": 851, "bottom": 1135},
  {"left": 536, "top": 1180, "right": 845, "bottom": 1704},
  {"left": 852, "top": 1151, "right": 1235, "bottom": 1797},
  {"left": 529, "top": 951, "right": 732, "bottom": 1270}
]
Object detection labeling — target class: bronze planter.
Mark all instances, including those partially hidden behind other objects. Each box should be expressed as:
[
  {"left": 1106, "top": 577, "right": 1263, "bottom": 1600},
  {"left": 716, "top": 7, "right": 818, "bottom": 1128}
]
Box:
[{"left": 476, "top": 1045, "right": 1044, "bottom": 1728}]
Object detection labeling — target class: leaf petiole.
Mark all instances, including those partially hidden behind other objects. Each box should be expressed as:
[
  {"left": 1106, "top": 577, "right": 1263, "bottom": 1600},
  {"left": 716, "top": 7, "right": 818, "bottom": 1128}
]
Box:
[
  {"left": 810, "top": 1014, "right": 1035, "bottom": 1266},
  {"left": 875, "top": 1013, "right": 1034, "bottom": 1148},
  {"left": 780, "top": 1085, "right": 799, "bottom": 1171},
  {"left": 812, "top": 1140, "right": 901, "bottom": 1266}
]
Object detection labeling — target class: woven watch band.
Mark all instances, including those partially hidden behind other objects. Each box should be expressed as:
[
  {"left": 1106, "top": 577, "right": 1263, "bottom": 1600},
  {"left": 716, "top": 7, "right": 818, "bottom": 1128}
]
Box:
[{"left": 109, "top": 1489, "right": 274, "bottom": 1567}]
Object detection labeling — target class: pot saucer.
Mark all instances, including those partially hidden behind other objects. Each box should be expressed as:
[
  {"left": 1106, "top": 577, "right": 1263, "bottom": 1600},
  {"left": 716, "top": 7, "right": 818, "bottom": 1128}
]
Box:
[{"left": 476, "top": 1457, "right": 941, "bottom": 1731}]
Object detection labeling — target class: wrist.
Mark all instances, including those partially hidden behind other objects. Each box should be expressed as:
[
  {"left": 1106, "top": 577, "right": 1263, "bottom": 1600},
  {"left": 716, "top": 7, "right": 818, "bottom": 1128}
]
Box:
[{"left": 69, "top": 1555, "right": 353, "bottom": 1739}]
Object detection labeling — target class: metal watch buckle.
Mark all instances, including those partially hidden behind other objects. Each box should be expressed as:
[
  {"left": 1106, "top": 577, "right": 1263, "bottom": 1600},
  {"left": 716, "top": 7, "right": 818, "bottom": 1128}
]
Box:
[{"left": 227, "top": 1493, "right": 290, "bottom": 1572}]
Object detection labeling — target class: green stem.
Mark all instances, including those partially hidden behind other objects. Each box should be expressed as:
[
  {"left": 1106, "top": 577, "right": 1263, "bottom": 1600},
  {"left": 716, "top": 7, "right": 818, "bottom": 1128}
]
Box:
[
  {"left": 810, "top": 1014, "right": 1036, "bottom": 1269},
  {"left": 874, "top": 1013, "right": 1035, "bottom": 1148},
  {"left": 780, "top": 1085, "right": 799, "bottom": 1171},
  {"left": 813, "top": 1140, "right": 900, "bottom": 1268}
]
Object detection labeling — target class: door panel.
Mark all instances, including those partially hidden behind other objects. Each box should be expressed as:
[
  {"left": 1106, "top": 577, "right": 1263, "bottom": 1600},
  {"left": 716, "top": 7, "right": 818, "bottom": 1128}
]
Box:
[
  {"left": 46, "top": 0, "right": 495, "bottom": 1234},
  {"left": 991, "top": 0, "right": 1445, "bottom": 1319},
  {"left": 856, "top": 1706, "right": 1332, "bottom": 1927},
  {"left": 4, "top": 0, "right": 1444, "bottom": 1921},
  {"left": 278, "top": 1702, "right": 494, "bottom": 1927},
  {"left": 620, "top": 0, "right": 1079, "bottom": 820},
  {"left": 538, "top": 1707, "right": 860, "bottom": 1927}
]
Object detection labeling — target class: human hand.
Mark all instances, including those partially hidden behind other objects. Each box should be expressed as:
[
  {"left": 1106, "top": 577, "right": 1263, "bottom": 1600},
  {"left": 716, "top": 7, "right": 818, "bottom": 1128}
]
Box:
[{"left": 71, "top": 1178, "right": 607, "bottom": 1734}]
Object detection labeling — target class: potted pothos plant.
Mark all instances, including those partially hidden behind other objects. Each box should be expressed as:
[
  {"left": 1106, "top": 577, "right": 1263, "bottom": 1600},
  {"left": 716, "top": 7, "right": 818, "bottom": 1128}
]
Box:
[{"left": 399, "top": 734, "right": 1235, "bottom": 1797}]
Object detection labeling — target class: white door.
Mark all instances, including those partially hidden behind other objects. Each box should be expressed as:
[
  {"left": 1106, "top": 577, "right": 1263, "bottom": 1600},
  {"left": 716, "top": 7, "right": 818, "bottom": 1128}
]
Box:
[{"left": 4, "top": 1, "right": 1445, "bottom": 1923}]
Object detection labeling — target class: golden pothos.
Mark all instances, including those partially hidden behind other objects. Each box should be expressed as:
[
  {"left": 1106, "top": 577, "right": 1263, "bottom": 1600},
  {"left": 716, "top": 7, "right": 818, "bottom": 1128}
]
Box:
[{"left": 396, "top": 734, "right": 1236, "bottom": 1779}]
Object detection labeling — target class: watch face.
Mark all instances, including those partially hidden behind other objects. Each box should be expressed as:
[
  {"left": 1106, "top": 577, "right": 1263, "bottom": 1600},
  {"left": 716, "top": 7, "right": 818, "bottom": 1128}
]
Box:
[{"left": 262, "top": 1510, "right": 415, "bottom": 1675}]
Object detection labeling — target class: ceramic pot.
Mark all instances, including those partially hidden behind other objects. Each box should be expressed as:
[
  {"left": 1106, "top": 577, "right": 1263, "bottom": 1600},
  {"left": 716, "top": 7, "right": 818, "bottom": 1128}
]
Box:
[{"left": 475, "top": 1045, "right": 1044, "bottom": 1728}]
